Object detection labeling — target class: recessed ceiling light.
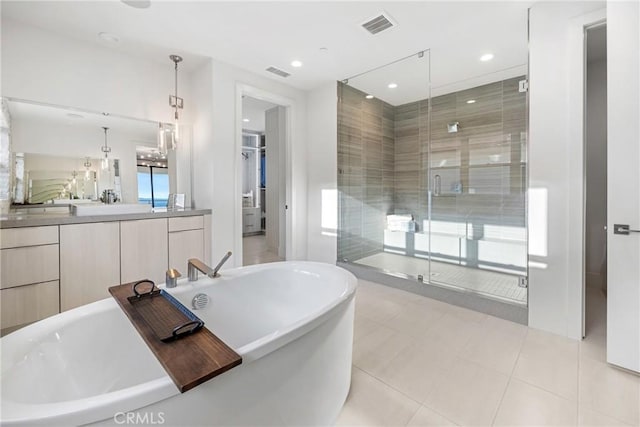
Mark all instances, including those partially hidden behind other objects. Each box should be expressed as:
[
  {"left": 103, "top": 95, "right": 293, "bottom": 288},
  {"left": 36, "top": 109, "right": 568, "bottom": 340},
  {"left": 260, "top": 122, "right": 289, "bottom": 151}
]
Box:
[
  {"left": 121, "top": 0, "right": 151, "bottom": 9},
  {"left": 291, "top": 60, "right": 303, "bottom": 68},
  {"left": 66, "top": 113, "right": 84, "bottom": 119},
  {"left": 365, "top": 95, "right": 374, "bottom": 99},
  {"left": 466, "top": 99, "right": 476, "bottom": 104},
  {"left": 319, "top": 47, "right": 329, "bottom": 53},
  {"left": 243, "top": 118, "right": 250, "bottom": 122},
  {"left": 98, "top": 32, "right": 120, "bottom": 43},
  {"left": 387, "top": 83, "right": 398, "bottom": 89},
  {"left": 480, "top": 53, "right": 494, "bottom": 62}
]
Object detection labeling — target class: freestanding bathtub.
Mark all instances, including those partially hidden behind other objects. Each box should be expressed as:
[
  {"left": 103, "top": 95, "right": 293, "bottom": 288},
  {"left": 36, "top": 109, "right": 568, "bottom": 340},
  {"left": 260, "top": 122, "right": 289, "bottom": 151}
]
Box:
[{"left": 0, "top": 261, "right": 357, "bottom": 426}]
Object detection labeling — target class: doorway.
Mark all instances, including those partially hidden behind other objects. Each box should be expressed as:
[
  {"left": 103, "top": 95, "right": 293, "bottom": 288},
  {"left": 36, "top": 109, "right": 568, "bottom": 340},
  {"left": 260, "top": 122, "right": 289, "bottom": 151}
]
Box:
[
  {"left": 240, "top": 94, "right": 287, "bottom": 266},
  {"left": 583, "top": 24, "right": 607, "bottom": 348}
]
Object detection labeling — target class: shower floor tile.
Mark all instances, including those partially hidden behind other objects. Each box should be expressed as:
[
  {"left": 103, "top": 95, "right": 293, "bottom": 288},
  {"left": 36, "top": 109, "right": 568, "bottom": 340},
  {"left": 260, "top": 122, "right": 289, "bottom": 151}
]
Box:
[{"left": 355, "top": 252, "right": 527, "bottom": 304}]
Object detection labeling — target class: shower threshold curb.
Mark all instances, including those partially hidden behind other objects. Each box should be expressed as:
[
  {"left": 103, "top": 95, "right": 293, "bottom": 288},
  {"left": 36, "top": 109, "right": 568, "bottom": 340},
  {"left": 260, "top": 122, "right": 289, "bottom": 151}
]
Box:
[{"left": 338, "top": 261, "right": 528, "bottom": 325}]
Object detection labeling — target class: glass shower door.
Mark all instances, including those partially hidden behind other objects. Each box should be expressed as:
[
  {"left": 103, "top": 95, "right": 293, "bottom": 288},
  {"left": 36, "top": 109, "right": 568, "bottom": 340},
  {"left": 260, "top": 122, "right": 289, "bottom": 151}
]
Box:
[{"left": 427, "top": 77, "right": 528, "bottom": 304}]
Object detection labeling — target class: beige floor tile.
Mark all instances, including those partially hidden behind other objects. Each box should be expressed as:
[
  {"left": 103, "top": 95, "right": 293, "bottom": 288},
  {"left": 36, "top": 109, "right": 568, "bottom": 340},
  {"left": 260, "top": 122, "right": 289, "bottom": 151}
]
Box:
[
  {"left": 493, "top": 379, "right": 577, "bottom": 426},
  {"left": 376, "top": 340, "right": 458, "bottom": 403},
  {"left": 444, "top": 303, "right": 487, "bottom": 324},
  {"left": 406, "top": 405, "right": 458, "bottom": 426},
  {"left": 423, "top": 357, "right": 510, "bottom": 426},
  {"left": 584, "top": 286, "right": 607, "bottom": 337},
  {"left": 579, "top": 358, "right": 640, "bottom": 426},
  {"left": 375, "top": 284, "right": 431, "bottom": 306},
  {"left": 578, "top": 407, "right": 632, "bottom": 426},
  {"left": 520, "top": 328, "right": 580, "bottom": 361},
  {"left": 385, "top": 301, "right": 448, "bottom": 339},
  {"left": 460, "top": 316, "right": 527, "bottom": 375},
  {"left": 356, "top": 295, "right": 407, "bottom": 325},
  {"left": 242, "top": 235, "right": 283, "bottom": 266},
  {"left": 336, "top": 367, "right": 421, "bottom": 427},
  {"left": 354, "top": 314, "right": 381, "bottom": 343},
  {"left": 353, "top": 325, "right": 414, "bottom": 377},
  {"left": 579, "top": 332, "right": 607, "bottom": 364},
  {"left": 512, "top": 351, "right": 579, "bottom": 401},
  {"left": 417, "top": 313, "right": 483, "bottom": 353}
]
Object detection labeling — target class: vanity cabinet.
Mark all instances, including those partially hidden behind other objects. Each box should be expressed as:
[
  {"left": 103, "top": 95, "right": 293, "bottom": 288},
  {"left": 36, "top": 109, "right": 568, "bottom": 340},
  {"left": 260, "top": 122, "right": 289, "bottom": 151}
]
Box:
[
  {"left": 60, "top": 222, "right": 120, "bottom": 311},
  {"left": 120, "top": 218, "right": 168, "bottom": 285},
  {"left": 168, "top": 216, "right": 204, "bottom": 272},
  {"left": 0, "top": 226, "right": 60, "bottom": 333},
  {"left": 1, "top": 212, "right": 211, "bottom": 332}
]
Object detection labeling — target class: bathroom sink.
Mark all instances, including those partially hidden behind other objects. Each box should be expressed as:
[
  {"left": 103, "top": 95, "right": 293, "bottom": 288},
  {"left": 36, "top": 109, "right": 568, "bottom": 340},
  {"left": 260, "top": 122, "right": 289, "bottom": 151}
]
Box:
[{"left": 72, "top": 203, "right": 153, "bottom": 216}]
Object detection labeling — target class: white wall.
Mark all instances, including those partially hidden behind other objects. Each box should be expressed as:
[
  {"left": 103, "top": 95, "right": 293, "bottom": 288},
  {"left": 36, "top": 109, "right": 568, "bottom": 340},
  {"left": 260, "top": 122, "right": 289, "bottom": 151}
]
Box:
[
  {"left": 528, "top": 1, "right": 605, "bottom": 338},
  {"left": 190, "top": 58, "right": 308, "bottom": 267},
  {"left": 1, "top": 19, "right": 191, "bottom": 123},
  {"left": 585, "top": 59, "right": 607, "bottom": 289},
  {"left": 306, "top": 82, "right": 338, "bottom": 264}
]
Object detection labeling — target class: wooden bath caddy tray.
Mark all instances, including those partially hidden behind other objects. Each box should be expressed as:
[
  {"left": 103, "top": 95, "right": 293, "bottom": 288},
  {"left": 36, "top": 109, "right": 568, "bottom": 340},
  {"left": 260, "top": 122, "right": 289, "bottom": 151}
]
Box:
[{"left": 109, "top": 280, "right": 242, "bottom": 393}]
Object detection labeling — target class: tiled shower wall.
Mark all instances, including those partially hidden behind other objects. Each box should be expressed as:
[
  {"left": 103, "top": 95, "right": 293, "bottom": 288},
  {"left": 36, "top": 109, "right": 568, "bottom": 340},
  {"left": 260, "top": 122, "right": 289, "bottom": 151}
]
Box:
[
  {"left": 337, "top": 76, "right": 527, "bottom": 262},
  {"left": 338, "top": 83, "right": 394, "bottom": 261}
]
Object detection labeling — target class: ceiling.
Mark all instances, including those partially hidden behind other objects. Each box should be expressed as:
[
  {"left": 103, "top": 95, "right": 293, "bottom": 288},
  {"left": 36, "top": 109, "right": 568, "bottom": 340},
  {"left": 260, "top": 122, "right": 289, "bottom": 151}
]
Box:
[{"left": 2, "top": 1, "right": 533, "bottom": 101}]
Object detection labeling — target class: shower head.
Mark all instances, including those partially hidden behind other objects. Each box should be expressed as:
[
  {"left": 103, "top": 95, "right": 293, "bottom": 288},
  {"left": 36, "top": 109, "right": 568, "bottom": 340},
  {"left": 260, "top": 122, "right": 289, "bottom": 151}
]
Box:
[{"left": 447, "top": 122, "right": 460, "bottom": 133}]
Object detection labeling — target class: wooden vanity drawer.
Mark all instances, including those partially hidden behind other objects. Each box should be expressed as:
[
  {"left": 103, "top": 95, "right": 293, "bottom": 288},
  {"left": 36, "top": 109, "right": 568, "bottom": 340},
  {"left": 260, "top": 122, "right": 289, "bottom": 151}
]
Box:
[
  {"left": 0, "top": 226, "right": 58, "bottom": 249},
  {"left": 0, "top": 280, "right": 60, "bottom": 330},
  {"left": 1, "top": 244, "right": 59, "bottom": 289},
  {"left": 168, "top": 216, "right": 204, "bottom": 232}
]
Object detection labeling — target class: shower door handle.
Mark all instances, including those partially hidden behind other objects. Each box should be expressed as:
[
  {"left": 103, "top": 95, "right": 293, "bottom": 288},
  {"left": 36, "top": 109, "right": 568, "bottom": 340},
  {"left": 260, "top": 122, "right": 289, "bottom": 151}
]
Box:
[
  {"left": 613, "top": 224, "right": 640, "bottom": 235},
  {"left": 433, "top": 175, "right": 441, "bottom": 196}
]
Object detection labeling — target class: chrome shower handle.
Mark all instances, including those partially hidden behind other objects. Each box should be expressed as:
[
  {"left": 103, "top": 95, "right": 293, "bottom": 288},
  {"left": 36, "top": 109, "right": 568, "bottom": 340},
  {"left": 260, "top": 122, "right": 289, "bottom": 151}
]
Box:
[{"left": 433, "top": 175, "right": 441, "bottom": 196}]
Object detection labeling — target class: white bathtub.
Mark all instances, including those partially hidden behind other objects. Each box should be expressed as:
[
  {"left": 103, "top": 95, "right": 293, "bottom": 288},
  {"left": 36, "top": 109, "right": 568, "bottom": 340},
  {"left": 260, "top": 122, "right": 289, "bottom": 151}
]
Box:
[{"left": 0, "top": 261, "right": 357, "bottom": 426}]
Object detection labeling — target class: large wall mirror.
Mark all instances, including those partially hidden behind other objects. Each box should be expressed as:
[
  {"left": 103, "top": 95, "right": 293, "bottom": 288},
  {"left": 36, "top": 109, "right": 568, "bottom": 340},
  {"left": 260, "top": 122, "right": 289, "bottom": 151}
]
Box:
[{"left": 0, "top": 98, "right": 192, "bottom": 210}]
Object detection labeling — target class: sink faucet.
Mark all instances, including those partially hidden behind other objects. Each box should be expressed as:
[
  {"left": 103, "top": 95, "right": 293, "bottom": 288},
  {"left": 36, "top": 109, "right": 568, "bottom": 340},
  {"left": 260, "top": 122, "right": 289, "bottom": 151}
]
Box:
[{"left": 188, "top": 251, "right": 232, "bottom": 281}]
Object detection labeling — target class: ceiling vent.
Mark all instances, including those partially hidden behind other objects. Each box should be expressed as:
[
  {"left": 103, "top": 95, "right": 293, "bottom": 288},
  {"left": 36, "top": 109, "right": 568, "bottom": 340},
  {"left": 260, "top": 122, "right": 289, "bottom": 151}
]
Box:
[
  {"left": 266, "top": 66, "right": 290, "bottom": 78},
  {"left": 361, "top": 12, "right": 396, "bottom": 35}
]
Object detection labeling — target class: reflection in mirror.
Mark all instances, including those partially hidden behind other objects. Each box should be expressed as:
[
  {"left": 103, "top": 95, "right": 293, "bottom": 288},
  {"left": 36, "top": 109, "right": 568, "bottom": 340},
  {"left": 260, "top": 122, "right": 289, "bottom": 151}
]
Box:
[
  {"left": 136, "top": 146, "right": 169, "bottom": 208},
  {"left": 0, "top": 98, "right": 190, "bottom": 210}
]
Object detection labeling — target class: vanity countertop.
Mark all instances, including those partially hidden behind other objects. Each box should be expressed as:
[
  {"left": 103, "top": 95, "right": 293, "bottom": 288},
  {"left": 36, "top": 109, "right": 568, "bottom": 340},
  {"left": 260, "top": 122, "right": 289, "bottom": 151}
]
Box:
[{"left": 0, "top": 208, "right": 212, "bottom": 229}]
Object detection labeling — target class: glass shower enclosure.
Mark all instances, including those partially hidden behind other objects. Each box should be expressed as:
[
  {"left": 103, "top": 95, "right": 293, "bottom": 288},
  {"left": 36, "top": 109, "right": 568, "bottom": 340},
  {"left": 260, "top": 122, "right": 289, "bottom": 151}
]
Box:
[{"left": 337, "top": 50, "right": 528, "bottom": 308}]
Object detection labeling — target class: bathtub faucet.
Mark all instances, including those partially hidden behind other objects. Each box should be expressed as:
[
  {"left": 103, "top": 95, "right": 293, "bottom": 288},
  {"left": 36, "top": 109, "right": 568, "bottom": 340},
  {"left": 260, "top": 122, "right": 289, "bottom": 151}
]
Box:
[{"left": 188, "top": 251, "right": 232, "bottom": 281}]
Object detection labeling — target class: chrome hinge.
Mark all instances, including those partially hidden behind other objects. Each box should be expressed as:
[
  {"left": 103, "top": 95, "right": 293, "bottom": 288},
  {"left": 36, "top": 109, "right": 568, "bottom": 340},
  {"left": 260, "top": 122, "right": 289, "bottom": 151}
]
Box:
[
  {"left": 519, "top": 79, "right": 529, "bottom": 93},
  {"left": 518, "top": 276, "right": 528, "bottom": 288}
]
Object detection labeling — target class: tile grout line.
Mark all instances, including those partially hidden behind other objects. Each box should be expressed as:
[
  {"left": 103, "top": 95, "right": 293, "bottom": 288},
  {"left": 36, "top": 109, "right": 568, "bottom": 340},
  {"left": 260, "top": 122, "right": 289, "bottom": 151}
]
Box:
[{"left": 490, "top": 326, "right": 529, "bottom": 426}]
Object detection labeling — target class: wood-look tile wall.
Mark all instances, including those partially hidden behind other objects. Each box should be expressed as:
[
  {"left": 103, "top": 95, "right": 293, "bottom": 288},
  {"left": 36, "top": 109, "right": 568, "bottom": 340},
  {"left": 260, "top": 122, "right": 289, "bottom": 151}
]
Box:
[
  {"left": 337, "top": 76, "right": 527, "bottom": 261},
  {"left": 338, "top": 83, "right": 394, "bottom": 261}
]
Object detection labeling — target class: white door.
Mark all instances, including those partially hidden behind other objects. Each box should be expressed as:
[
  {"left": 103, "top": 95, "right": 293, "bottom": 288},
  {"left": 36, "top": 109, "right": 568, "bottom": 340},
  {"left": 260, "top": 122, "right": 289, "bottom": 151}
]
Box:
[{"left": 606, "top": 1, "right": 639, "bottom": 373}]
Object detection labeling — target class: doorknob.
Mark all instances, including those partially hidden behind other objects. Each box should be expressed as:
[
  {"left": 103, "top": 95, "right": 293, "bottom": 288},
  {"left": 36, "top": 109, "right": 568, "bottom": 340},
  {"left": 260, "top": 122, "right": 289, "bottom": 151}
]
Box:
[{"left": 613, "top": 224, "right": 640, "bottom": 235}]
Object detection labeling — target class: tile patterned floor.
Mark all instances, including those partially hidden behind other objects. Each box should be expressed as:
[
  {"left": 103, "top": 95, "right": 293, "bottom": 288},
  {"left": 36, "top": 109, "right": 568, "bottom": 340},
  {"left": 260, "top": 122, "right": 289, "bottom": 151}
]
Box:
[
  {"left": 242, "top": 234, "right": 283, "bottom": 266},
  {"left": 337, "top": 280, "right": 640, "bottom": 426},
  {"left": 355, "top": 252, "right": 527, "bottom": 304}
]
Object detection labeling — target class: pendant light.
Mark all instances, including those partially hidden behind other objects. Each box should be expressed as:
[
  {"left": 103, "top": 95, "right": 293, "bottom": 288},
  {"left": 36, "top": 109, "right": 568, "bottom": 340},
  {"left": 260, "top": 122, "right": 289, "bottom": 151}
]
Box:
[
  {"left": 101, "top": 127, "right": 111, "bottom": 171},
  {"left": 168, "top": 54, "right": 183, "bottom": 150},
  {"left": 84, "top": 157, "right": 92, "bottom": 180}
]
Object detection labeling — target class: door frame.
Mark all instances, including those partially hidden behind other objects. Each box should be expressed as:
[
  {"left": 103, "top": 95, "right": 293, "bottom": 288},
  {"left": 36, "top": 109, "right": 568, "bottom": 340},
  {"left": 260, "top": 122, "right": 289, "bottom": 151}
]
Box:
[
  {"left": 566, "top": 8, "right": 606, "bottom": 340},
  {"left": 235, "top": 84, "right": 293, "bottom": 266}
]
